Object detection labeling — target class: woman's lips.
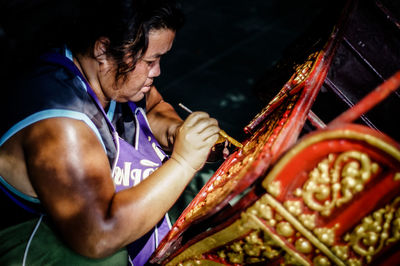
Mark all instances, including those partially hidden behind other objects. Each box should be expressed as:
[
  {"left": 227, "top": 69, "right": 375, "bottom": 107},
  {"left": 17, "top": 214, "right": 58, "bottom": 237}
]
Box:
[{"left": 142, "top": 84, "right": 152, "bottom": 93}]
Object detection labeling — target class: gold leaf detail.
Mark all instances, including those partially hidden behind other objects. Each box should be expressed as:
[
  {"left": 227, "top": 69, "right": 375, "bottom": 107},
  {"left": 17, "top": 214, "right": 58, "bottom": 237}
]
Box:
[
  {"left": 314, "top": 225, "right": 338, "bottom": 246},
  {"left": 294, "top": 188, "right": 303, "bottom": 197},
  {"left": 267, "top": 181, "right": 281, "bottom": 197},
  {"left": 295, "top": 237, "right": 313, "bottom": 254},
  {"left": 214, "top": 230, "right": 282, "bottom": 264},
  {"left": 299, "top": 213, "right": 316, "bottom": 230},
  {"left": 331, "top": 245, "right": 349, "bottom": 260},
  {"left": 313, "top": 255, "right": 331, "bottom": 266},
  {"left": 248, "top": 201, "right": 273, "bottom": 221},
  {"left": 284, "top": 200, "right": 302, "bottom": 216},
  {"left": 227, "top": 252, "right": 244, "bottom": 264},
  {"left": 348, "top": 258, "right": 363, "bottom": 266},
  {"left": 276, "top": 221, "right": 295, "bottom": 237},
  {"left": 302, "top": 151, "right": 378, "bottom": 216},
  {"left": 344, "top": 197, "right": 400, "bottom": 263},
  {"left": 292, "top": 52, "right": 318, "bottom": 85},
  {"left": 284, "top": 252, "right": 304, "bottom": 265}
]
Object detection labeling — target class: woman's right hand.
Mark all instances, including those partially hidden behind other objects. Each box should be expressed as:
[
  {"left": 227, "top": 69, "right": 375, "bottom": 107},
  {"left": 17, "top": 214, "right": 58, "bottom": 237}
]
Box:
[{"left": 171, "top": 111, "right": 220, "bottom": 171}]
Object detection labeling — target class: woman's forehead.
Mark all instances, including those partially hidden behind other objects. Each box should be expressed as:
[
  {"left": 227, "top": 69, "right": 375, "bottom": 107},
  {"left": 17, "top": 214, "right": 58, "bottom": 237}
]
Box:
[{"left": 143, "top": 29, "right": 176, "bottom": 59}]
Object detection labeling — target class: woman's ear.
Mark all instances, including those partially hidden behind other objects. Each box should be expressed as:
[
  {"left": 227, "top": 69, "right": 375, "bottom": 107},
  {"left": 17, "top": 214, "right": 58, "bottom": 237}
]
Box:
[{"left": 93, "top": 37, "right": 110, "bottom": 63}]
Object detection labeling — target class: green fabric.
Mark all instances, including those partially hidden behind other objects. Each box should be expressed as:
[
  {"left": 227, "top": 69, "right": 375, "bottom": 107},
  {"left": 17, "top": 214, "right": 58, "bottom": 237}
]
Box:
[{"left": 0, "top": 218, "right": 128, "bottom": 266}]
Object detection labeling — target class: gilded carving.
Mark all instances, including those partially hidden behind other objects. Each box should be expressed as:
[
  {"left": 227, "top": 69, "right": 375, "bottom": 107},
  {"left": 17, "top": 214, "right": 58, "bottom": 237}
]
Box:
[
  {"left": 331, "top": 245, "right": 349, "bottom": 261},
  {"left": 171, "top": 192, "right": 351, "bottom": 265},
  {"left": 284, "top": 200, "right": 303, "bottom": 216},
  {"left": 293, "top": 52, "right": 318, "bottom": 85},
  {"left": 213, "top": 230, "right": 283, "bottom": 265},
  {"left": 249, "top": 201, "right": 274, "bottom": 221},
  {"left": 313, "top": 255, "right": 331, "bottom": 266},
  {"left": 347, "top": 258, "right": 362, "bottom": 266},
  {"left": 313, "top": 225, "right": 338, "bottom": 247},
  {"left": 343, "top": 197, "right": 400, "bottom": 263},
  {"left": 266, "top": 180, "right": 281, "bottom": 197},
  {"left": 268, "top": 218, "right": 277, "bottom": 227},
  {"left": 263, "top": 194, "right": 344, "bottom": 265},
  {"left": 294, "top": 187, "right": 303, "bottom": 197},
  {"left": 299, "top": 213, "right": 316, "bottom": 230},
  {"left": 208, "top": 195, "right": 315, "bottom": 265},
  {"left": 276, "top": 221, "right": 295, "bottom": 238},
  {"left": 180, "top": 101, "right": 291, "bottom": 224},
  {"left": 387, "top": 206, "right": 400, "bottom": 244},
  {"left": 333, "top": 152, "right": 378, "bottom": 207},
  {"left": 263, "top": 245, "right": 281, "bottom": 259},
  {"left": 299, "top": 151, "right": 379, "bottom": 216},
  {"left": 284, "top": 253, "right": 305, "bottom": 265},
  {"left": 227, "top": 251, "right": 244, "bottom": 264},
  {"left": 295, "top": 237, "right": 313, "bottom": 253}
]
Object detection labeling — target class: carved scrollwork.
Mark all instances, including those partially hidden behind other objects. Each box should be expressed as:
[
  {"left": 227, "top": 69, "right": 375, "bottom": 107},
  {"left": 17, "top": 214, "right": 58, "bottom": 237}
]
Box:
[
  {"left": 298, "top": 151, "right": 379, "bottom": 216},
  {"left": 343, "top": 197, "right": 400, "bottom": 263}
]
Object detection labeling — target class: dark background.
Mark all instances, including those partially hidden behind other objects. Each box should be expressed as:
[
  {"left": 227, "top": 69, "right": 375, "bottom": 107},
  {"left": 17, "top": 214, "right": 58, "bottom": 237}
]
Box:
[{"left": 0, "top": 0, "right": 332, "bottom": 222}]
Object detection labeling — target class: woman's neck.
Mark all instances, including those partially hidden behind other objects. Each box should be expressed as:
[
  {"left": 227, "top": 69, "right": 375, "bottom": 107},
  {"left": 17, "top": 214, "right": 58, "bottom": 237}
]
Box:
[{"left": 73, "top": 54, "right": 110, "bottom": 109}]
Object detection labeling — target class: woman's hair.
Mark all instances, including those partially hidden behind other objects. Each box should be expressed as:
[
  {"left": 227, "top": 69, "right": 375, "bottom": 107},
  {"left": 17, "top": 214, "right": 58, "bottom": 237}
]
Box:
[{"left": 67, "top": 0, "right": 184, "bottom": 80}]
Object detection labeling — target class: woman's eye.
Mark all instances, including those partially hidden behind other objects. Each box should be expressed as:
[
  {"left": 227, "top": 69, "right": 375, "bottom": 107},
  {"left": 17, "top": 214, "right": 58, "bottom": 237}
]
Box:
[{"left": 145, "top": 60, "right": 155, "bottom": 66}]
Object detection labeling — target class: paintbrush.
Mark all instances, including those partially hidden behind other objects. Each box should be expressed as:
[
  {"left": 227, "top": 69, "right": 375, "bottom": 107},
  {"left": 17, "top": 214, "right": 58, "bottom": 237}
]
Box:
[{"left": 178, "top": 103, "right": 243, "bottom": 149}]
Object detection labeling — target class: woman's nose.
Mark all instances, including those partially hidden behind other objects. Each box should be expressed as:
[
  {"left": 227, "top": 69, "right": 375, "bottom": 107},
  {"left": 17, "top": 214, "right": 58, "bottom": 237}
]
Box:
[{"left": 149, "top": 61, "right": 161, "bottom": 78}]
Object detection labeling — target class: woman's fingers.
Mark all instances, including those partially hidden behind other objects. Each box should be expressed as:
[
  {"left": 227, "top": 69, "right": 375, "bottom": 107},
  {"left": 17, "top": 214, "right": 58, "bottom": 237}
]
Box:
[
  {"left": 171, "top": 111, "right": 221, "bottom": 171},
  {"left": 183, "top": 111, "right": 210, "bottom": 128}
]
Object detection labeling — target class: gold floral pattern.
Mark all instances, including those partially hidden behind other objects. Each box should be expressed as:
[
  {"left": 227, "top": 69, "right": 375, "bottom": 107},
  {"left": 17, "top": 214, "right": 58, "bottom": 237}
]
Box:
[
  {"left": 297, "top": 151, "right": 379, "bottom": 216},
  {"left": 343, "top": 197, "right": 400, "bottom": 263}
]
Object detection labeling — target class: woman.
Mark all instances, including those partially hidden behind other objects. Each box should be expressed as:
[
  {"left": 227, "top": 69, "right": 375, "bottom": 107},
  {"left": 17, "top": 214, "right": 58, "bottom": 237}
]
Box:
[{"left": 0, "top": 0, "right": 220, "bottom": 265}]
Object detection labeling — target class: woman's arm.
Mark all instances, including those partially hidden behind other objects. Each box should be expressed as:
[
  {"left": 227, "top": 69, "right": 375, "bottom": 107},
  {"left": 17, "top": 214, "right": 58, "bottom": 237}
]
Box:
[
  {"left": 22, "top": 114, "right": 219, "bottom": 258},
  {"left": 145, "top": 86, "right": 183, "bottom": 151}
]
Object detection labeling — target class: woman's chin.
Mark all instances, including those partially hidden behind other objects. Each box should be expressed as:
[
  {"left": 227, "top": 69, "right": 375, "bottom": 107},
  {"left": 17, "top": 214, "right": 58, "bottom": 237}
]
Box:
[
  {"left": 124, "top": 87, "right": 151, "bottom": 102},
  {"left": 130, "top": 93, "right": 145, "bottom": 102}
]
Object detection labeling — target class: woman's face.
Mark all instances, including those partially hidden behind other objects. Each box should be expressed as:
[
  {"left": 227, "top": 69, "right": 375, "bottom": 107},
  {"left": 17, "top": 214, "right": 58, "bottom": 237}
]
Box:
[{"left": 102, "top": 29, "right": 176, "bottom": 103}]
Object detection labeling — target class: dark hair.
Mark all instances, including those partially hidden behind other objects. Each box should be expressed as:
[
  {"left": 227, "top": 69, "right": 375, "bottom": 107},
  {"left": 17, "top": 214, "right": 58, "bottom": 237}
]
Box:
[{"left": 67, "top": 0, "right": 184, "bottom": 80}]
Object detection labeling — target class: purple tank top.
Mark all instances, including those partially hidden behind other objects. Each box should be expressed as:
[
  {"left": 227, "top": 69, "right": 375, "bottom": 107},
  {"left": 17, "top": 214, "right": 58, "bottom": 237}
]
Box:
[
  {"left": 41, "top": 50, "right": 171, "bottom": 265},
  {"left": 114, "top": 102, "right": 171, "bottom": 266}
]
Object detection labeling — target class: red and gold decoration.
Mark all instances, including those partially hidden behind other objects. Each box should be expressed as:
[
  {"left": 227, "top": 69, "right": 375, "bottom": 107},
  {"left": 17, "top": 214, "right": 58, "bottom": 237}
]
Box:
[
  {"left": 162, "top": 125, "right": 400, "bottom": 265},
  {"left": 150, "top": 0, "right": 400, "bottom": 264}
]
